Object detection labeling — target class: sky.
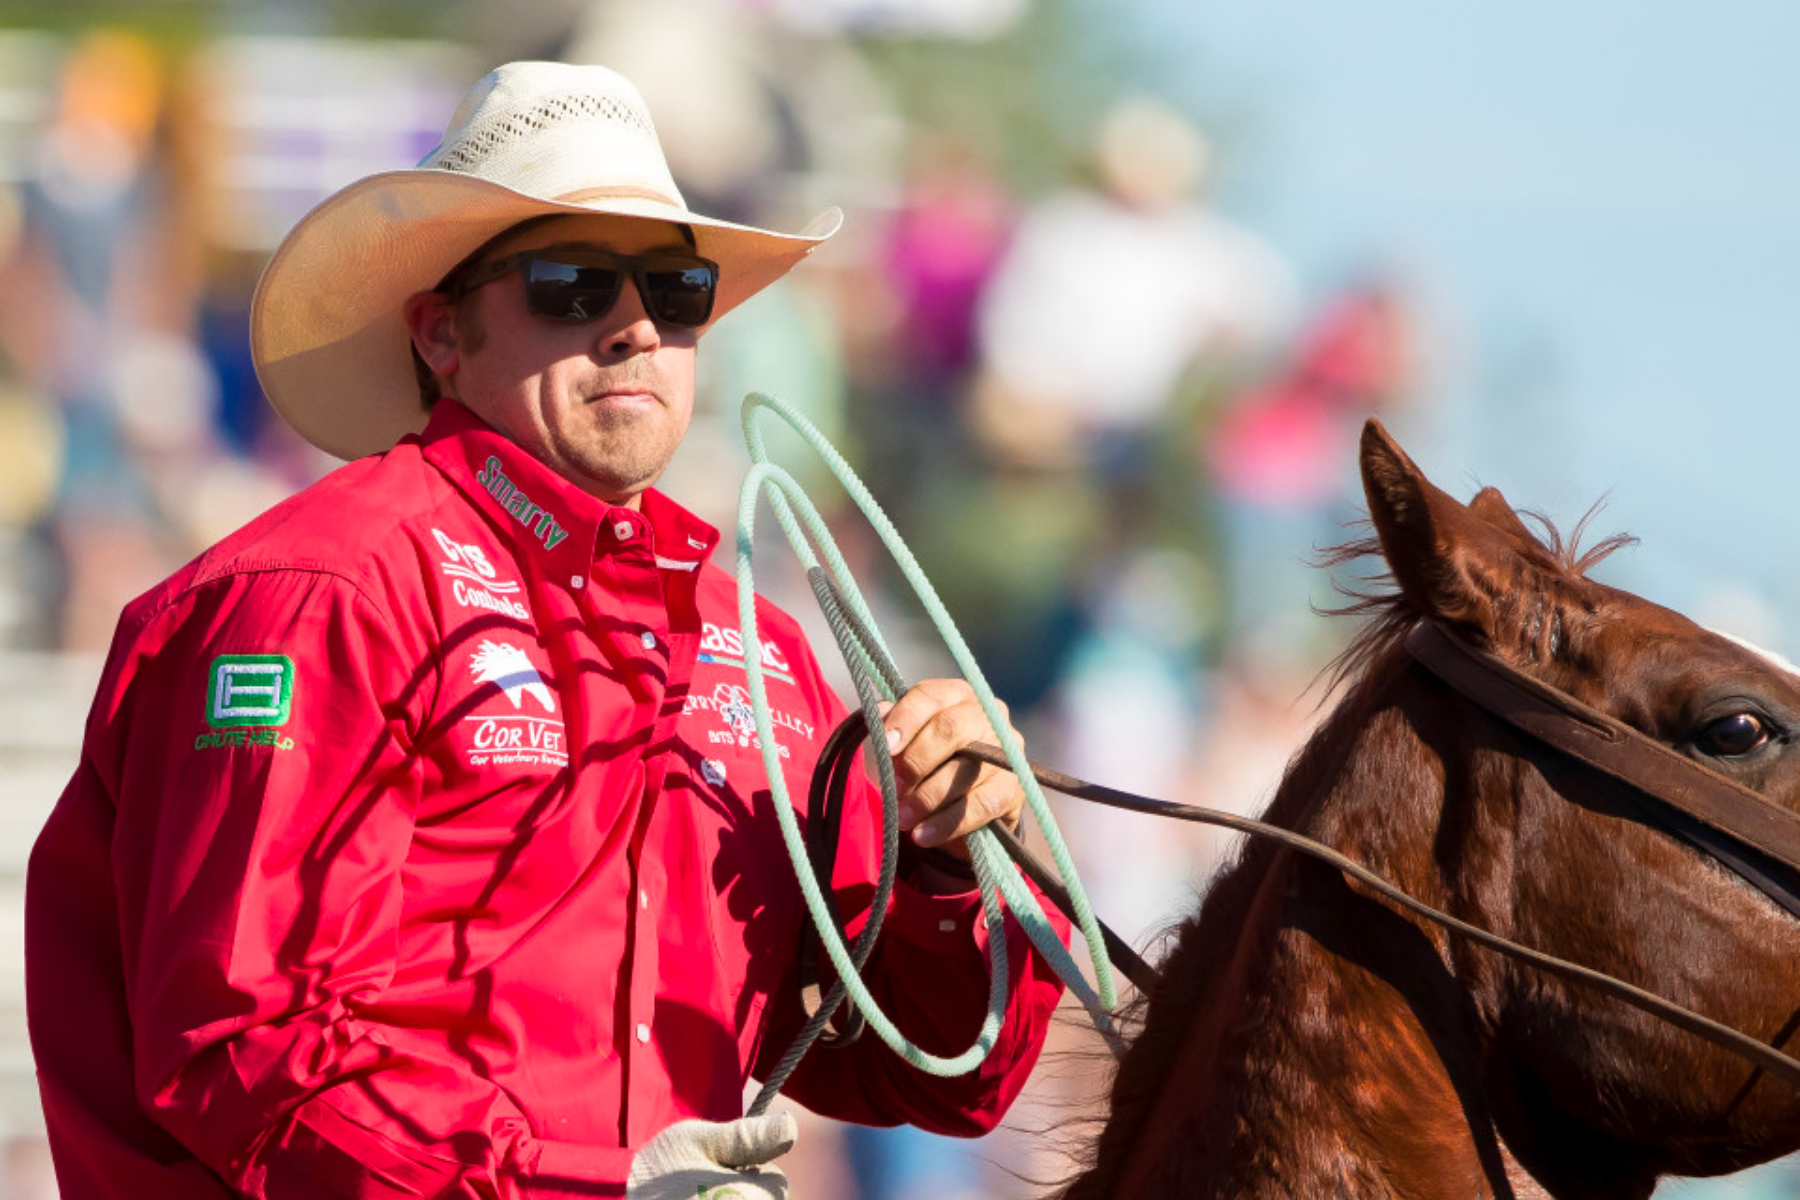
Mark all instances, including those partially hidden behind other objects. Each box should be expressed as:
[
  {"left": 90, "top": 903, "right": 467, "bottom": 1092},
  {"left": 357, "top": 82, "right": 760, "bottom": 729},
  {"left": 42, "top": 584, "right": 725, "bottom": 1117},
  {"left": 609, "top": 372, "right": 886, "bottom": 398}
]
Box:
[{"left": 1121, "top": 0, "right": 1800, "bottom": 654}]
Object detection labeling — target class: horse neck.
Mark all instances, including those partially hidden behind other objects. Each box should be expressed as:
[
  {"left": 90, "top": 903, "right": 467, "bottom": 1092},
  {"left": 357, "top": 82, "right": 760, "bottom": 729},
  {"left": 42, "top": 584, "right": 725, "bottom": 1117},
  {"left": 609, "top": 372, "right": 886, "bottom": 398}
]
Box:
[{"left": 1065, "top": 662, "right": 1535, "bottom": 1199}]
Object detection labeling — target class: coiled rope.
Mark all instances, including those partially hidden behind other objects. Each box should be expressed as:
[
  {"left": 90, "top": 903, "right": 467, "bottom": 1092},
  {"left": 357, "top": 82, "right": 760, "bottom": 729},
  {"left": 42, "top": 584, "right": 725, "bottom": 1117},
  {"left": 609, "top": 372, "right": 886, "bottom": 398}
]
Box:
[{"left": 733, "top": 392, "right": 1117, "bottom": 1114}]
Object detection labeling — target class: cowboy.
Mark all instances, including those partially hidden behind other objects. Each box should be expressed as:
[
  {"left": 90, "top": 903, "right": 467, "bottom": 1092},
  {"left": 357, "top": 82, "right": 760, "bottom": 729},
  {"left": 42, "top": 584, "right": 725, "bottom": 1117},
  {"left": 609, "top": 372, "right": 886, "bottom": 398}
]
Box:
[{"left": 25, "top": 61, "right": 1067, "bottom": 1199}]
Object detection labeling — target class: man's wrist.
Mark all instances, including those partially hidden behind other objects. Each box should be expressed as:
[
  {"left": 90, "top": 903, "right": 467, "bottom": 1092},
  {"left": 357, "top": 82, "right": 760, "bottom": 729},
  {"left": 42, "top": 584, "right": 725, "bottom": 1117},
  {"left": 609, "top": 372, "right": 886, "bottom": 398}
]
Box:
[{"left": 908, "top": 843, "right": 978, "bottom": 894}]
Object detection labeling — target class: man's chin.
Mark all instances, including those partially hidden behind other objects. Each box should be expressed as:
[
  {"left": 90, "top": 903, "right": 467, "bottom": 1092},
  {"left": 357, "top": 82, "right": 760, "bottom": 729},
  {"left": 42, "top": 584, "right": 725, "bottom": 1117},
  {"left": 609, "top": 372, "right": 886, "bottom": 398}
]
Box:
[{"left": 572, "top": 458, "right": 665, "bottom": 507}]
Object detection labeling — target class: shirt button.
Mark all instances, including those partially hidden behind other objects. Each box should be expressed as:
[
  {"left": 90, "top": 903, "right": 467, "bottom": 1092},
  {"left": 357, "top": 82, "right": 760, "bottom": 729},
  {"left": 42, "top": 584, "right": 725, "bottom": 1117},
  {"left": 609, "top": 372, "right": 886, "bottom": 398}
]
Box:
[
  {"left": 636, "top": 1023, "right": 651, "bottom": 1044},
  {"left": 613, "top": 519, "right": 634, "bottom": 541},
  {"left": 640, "top": 631, "right": 657, "bottom": 650},
  {"left": 639, "top": 889, "right": 649, "bottom": 910},
  {"left": 571, "top": 575, "right": 585, "bottom": 589},
  {"left": 938, "top": 919, "right": 958, "bottom": 933}
]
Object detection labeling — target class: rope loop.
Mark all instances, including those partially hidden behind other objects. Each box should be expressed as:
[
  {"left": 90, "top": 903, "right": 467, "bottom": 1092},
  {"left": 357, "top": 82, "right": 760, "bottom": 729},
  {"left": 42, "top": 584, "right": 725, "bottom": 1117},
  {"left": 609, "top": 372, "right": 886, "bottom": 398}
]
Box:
[{"left": 734, "top": 392, "right": 1116, "bottom": 1109}]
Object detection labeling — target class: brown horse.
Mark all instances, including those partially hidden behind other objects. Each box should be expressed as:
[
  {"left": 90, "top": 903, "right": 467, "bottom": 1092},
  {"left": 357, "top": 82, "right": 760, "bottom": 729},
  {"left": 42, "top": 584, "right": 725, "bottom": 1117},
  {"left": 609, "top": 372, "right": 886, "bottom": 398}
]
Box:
[{"left": 1057, "top": 421, "right": 1800, "bottom": 1198}]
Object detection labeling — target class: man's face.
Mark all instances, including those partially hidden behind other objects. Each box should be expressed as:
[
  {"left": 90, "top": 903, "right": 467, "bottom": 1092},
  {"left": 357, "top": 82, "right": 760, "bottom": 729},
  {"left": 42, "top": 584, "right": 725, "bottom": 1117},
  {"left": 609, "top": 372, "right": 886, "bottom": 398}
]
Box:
[{"left": 436, "top": 215, "right": 701, "bottom": 508}]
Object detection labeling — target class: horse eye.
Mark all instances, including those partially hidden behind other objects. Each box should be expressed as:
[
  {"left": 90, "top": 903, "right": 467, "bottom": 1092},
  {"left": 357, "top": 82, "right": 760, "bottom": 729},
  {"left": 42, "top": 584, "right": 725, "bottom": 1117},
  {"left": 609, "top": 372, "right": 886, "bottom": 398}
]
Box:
[{"left": 1696, "top": 713, "right": 1771, "bottom": 758}]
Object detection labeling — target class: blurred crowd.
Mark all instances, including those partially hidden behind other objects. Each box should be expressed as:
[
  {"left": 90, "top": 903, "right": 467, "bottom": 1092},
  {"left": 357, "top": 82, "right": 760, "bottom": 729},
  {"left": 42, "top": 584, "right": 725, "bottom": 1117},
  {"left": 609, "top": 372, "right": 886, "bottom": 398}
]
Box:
[{"left": 0, "top": 5, "right": 1443, "bottom": 1198}]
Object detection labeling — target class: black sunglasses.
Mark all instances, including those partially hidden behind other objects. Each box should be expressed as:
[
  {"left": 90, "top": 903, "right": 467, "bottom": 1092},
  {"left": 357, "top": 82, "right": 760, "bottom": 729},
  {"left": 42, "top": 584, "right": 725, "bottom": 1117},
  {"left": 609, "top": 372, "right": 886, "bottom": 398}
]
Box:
[{"left": 447, "top": 246, "right": 720, "bottom": 328}]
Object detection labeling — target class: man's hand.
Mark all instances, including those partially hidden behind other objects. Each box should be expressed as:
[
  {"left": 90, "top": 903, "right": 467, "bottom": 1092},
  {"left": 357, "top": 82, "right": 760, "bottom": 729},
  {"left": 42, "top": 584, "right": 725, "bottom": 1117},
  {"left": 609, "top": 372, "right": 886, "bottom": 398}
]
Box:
[
  {"left": 626, "top": 1112, "right": 796, "bottom": 1200},
  {"left": 879, "top": 678, "right": 1025, "bottom": 862}
]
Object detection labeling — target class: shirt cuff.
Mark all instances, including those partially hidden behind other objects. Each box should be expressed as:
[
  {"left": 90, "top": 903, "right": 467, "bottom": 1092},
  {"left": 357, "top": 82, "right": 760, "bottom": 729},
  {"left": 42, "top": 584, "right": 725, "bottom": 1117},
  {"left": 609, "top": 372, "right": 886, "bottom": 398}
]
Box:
[
  {"left": 906, "top": 842, "right": 978, "bottom": 892},
  {"left": 266, "top": 1098, "right": 471, "bottom": 1198},
  {"left": 520, "top": 1139, "right": 635, "bottom": 1196}
]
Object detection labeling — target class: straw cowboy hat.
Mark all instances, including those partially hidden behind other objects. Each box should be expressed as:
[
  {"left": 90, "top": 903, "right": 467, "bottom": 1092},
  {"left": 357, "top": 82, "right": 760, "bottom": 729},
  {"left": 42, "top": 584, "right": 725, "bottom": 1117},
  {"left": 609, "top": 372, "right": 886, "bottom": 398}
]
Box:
[{"left": 251, "top": 60, "right": 842, "bottom": 461}]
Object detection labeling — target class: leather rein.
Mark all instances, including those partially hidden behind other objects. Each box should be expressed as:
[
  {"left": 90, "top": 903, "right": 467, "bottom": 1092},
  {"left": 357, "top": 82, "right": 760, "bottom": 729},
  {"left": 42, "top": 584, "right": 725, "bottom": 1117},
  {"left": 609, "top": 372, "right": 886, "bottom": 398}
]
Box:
[{"left": 799, "top": 620, "right": 1800, "bottom": 1089}]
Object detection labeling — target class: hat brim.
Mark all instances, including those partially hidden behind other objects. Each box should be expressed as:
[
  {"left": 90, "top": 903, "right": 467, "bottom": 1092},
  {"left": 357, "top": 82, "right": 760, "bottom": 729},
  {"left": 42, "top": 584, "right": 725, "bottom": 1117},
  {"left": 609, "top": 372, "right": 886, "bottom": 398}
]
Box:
[{"left": 251, "top": 169, "right": 841, "bottom": 461}]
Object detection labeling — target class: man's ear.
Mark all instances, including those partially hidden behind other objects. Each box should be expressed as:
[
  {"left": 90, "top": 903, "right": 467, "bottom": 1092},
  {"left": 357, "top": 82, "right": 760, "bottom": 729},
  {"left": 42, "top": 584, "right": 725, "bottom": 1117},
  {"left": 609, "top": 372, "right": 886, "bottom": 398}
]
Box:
[{"left": 404, "top": 290, "right": 461, "bottom": 378}]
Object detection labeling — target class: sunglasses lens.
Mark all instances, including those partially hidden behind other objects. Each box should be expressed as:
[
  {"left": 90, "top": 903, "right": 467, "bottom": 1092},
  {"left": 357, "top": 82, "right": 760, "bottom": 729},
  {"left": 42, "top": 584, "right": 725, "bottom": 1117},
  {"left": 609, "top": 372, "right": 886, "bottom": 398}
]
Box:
[
  {"left": 641, "top": 264, "right": 718, "bottom": 327},
  {"left": 523, "top": 260, "right": 623, "bottom": 322},
  {"left": 514, "top": 255, "right": 717, "bottom": 327}
]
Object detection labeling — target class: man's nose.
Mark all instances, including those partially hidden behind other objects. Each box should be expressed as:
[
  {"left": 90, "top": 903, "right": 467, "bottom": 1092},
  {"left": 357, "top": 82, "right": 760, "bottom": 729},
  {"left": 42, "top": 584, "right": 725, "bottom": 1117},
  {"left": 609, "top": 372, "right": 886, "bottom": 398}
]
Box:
[{"left": 597, "top": 278, "right": 661, "bottom": 357}]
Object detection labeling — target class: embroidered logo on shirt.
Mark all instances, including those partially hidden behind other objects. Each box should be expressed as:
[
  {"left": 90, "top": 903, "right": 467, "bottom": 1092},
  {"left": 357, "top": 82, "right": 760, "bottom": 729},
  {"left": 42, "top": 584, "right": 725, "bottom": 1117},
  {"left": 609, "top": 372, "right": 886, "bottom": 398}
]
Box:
[
  {"left": 432, "top": 528, "right": 529, "bottom": 620},
  {"left": 206, "top": 655, "right": 293, "bottom": 726},
  {"left": 197, "top": 654, "right": 296, "bottom": 751},
  {"left": 463, "top": 640, "right": 567, "bottom": 769},
  {"left": 469, "top": 641, "right": 556, "bottom": 712},
  {"left": 714, "top": 683, "right": 757, "bottom": 745},
  {"left": 680, "top": 682, "right": 815, "bottom": 760},
  {"left": 697, "top": 621, "right": 795, "bottom": 683},
  {"left": 476, "top": 456, "right": 570, "bottom": 551}
]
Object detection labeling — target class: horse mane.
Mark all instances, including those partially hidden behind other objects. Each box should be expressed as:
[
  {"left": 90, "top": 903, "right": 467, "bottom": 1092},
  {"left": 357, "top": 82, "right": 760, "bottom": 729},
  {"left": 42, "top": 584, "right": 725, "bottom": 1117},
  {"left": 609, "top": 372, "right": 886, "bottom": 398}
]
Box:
[{"left": 1055, "top": 499, "right": 1634, "bottom": 1199}]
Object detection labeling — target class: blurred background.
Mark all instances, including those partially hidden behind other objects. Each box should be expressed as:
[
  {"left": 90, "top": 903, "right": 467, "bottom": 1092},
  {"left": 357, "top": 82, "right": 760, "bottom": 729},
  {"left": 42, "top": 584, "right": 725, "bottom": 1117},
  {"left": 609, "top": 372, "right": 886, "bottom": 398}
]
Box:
[{"left": 0, "top": 0, "right": 1794, "bottom": 1195}]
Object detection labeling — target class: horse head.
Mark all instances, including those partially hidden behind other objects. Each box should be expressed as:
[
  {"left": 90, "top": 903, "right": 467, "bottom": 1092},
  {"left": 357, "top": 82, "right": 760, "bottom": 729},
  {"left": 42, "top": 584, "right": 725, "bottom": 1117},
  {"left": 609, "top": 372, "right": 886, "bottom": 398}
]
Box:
[
  {"left": 1063, "top": 420, "right": 1800, "bottom": 1198},
  {"left": 1369, "top": 419, "right": 1800, "bottom": 1181}
]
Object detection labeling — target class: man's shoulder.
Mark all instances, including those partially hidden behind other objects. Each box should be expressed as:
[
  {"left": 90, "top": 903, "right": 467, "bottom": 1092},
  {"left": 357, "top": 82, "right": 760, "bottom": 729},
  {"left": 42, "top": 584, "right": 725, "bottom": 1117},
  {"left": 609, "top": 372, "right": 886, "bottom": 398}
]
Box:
[
  {"left": 203, "top": 443, "right": 447, "bottom": 572},
  {"left": 128, "top": 441, "right": 461, "bottom": 621}
]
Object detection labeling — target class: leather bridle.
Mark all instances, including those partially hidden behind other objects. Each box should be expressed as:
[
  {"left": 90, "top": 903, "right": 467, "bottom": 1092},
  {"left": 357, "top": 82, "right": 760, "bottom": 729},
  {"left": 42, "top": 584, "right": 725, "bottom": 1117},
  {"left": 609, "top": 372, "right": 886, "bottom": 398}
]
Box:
[
  {"left": 1404, "top": 620, "right": 1800, "bottom": 917},
  {"left": 798, "top": 619, "right": 1800, "bottom": 1089}
]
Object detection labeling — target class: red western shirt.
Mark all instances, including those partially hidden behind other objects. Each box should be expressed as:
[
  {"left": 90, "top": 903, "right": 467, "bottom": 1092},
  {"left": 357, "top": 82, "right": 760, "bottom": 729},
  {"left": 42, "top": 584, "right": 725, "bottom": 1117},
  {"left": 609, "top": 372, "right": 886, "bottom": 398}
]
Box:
[{"left": 27, "top": 400, "right": 1067, "bottom": 1198}]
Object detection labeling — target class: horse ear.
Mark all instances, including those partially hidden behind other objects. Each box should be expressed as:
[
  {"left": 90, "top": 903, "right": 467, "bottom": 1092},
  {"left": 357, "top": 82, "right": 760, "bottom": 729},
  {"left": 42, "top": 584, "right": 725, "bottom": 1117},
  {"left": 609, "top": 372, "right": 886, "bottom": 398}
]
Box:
[
  {"left": 1359, "top": 420, "right": 1532, "bottom": 637},
  {"left": 1469, "top": 487, "right": 1562, "bottom": 571},
  {"left": 1469, "top": 487, "right": 1527, "bottom": 540}
]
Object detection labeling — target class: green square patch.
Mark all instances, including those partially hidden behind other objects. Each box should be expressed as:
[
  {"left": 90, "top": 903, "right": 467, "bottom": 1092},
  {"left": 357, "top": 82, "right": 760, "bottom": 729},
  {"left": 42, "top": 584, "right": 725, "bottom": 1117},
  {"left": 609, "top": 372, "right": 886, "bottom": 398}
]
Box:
[{"left": 206, "top": 654, "right": 294, "bottom": 727}]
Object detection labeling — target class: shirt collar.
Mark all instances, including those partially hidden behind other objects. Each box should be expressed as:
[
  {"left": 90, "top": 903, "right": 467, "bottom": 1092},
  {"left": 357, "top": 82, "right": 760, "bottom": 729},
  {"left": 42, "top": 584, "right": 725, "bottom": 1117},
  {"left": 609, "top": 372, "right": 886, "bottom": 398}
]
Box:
[{"left": 417, "top": 399, "right": 721, "bottom": 575}]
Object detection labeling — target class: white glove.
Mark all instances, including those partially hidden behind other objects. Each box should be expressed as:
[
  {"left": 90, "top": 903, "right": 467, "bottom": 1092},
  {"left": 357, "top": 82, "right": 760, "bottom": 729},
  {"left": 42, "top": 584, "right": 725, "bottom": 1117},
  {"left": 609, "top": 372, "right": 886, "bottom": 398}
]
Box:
[{"left": 625, "top": 1111, "right": 798, "bottom": 1200}]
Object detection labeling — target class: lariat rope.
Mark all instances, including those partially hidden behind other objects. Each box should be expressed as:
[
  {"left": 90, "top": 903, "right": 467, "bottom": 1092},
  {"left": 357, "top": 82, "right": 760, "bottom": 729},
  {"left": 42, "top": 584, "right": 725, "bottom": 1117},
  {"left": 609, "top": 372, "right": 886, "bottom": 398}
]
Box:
[{"left": 733, "top": 392, "right": 1117, "bottom": 1113}]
